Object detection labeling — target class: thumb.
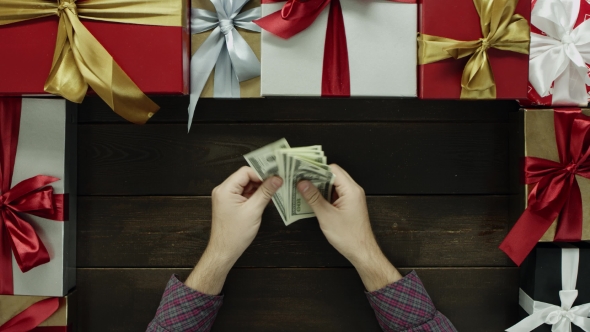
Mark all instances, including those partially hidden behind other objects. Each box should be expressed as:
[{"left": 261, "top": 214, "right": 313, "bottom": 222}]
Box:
[
  {"left": 297, "top": 180, "right": 331, "bottom": 215},
  {"left": 249, "top": 176, "right": 283, "bottom": 210}
]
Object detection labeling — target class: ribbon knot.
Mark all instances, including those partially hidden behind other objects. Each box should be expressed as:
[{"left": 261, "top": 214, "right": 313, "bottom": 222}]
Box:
[
  {"left": 565, "top": 161, "right": 578, "bottom": 174},
  {"left": 479, "top": 38, "right": 491, "bottom": 51},
  {"left": 560, "top": 33, "right": 573, "bottom": 45},
  {"left": 545, "top": 309, "right": 574, "bottom": 325},
  {"left": 57, "top": 0, "right": 77, "bottom": 16},
  {"left": 219, "top": 19, "right": 235, "bottom": 35}
]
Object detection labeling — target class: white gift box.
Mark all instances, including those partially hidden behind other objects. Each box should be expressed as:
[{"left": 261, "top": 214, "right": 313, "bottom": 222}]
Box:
[
  {"left": 2, "top": 98, "right": 77, "bottom": 297},
  {"left": 260, "top": 0, "right": 417, "bottom": 97}
]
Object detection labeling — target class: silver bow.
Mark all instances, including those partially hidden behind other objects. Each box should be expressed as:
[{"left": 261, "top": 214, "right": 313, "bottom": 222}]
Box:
[{"left": 188, "top": 0, "right": 261, "bottom": 131}]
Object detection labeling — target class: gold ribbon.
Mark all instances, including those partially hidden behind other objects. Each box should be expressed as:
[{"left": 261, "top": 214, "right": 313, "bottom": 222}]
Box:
[
  {"left": 417, "top": 0, "right": 530, "bottom": 99},
  {"left": 0, "top": 0, "right": 186, "bottom": 124}
]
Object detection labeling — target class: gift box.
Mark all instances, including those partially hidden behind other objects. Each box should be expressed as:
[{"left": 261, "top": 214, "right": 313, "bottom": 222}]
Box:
[
  {"left": 255, "top": 0, "right": 417, "bottom": 97},
  {"left": 506, "top": 243, "right": 590, "bottom": 332},
  {"left": 0, "top": 0, "right": 189, "bottom": 124},
  {"left": 502, "top": 109, "right": 590, "bottom": 266},
  {"left": 525, "top": 0, "right": 590, "bottom": 107},
  {"left": 0, "top": 292, "right": 76, "bottom": 331},
  {"left": 418, "top": 0, "right": 531, "bottom": 99},
  {"left": 0, "top": 98, "right": 77, "bottom": 296},
  {"left": 188, "top": 0, "right": 261, "bottom": 129}
]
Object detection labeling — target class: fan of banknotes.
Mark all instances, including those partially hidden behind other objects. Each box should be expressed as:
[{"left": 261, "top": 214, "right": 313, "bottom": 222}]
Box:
[{"left": 244, "top": 138, "right": 335, "bottom": 225}]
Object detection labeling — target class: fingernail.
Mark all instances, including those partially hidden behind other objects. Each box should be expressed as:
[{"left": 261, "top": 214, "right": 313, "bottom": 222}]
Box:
[
  {"left": 271, "top": 177, "right": 283, "bottom": 189},
  {"left": 298, "top": 180, "right": 310, "bottom": 193}
]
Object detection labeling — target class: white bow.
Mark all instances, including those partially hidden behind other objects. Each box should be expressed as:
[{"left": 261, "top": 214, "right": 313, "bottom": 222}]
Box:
[
  {"left": 506, "top": 246, "right": 590, "bottom": 332},
  {"left": 529, "top": 0, "right": 590, "bottom": 106},
  {"left": 188, "top": 0, "right": 261, "bottom": 131}
]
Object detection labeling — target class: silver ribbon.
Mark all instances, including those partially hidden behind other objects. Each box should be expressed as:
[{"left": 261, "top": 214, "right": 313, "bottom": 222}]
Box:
[
  {"left": 506, "top": 244, "right": 590, "bottom": 332},
  {"left": 188, "top": 0, "right": 261, "bottom": 131},
  {"left": 529, "top": 0, "right": 590, "bottom": 106}
]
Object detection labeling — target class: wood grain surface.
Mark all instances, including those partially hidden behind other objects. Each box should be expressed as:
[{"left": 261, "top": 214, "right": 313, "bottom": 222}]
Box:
[
  {"left": 78, "top": 96, "right": 514, "bottom": 123},
  {"left": 78, "top": 123, "right": 509, "bottom": 195},
  {"left": 78, "top": 196, "right": 511, "bottom": 268}
]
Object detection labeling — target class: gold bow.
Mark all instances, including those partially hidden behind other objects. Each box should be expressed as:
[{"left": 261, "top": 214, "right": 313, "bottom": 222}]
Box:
[
  {"left": 0, "top": 0, "right": 186, "bottom": 124},
  {"left": 417, "top": 0, "right": 530, "bottom": 99}
]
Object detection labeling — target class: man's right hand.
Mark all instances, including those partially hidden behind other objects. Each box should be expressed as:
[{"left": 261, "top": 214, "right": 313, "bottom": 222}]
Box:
[{"left": 297, "top": 164, "right": 402, "bottom": 291}]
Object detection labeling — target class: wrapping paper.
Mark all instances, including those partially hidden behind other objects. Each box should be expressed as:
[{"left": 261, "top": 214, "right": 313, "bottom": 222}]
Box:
[
  {"left": 0, "top": 292, "right": 75, "bottom": 331},
  {"left": 525, "top": 0, "right": 590, "bottom": 107},
  {"left": 0, "top": 98, "right": 76, "bottom": 297},
  {"left": 258, "top": 0, "right": 417, "bottom": 97},
  {"left": 418, "top": 0, "right": 531, "bottom": 99}
]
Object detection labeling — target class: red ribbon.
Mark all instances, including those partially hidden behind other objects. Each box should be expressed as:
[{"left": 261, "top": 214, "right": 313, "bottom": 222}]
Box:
[
  {"left": 0, "top": 297, "right": 61, "bottom": 332},
  {"left": 500, "top": 109, "right": 590, "bottom": 266},
  {"left": 0, "top": 98, "right": 65, "bottom": 295},
  {"left": 255, "top": 0, "right": 415, "bottom": 97}
]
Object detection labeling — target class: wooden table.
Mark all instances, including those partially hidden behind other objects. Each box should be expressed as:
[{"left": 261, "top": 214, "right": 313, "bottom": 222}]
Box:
[{"left": 76, "top": 97, "right": 520, "bottom": 331}]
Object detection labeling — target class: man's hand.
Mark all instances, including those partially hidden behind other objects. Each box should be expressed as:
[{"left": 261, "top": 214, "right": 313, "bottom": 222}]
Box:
[
  {"left": 185, "top": 166, "right": 282, "bottom": 295},
  {"left": 297, "top": 164, "right": 402, "bottom": 292}
]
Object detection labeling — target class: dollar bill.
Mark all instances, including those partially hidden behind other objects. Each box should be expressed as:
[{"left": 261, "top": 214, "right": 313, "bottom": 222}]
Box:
[
  {"left": 244, "top": 138, "right": 290, "bottom": 221},
  {"left": 286, "top": 157, "right": 335, "bottom": 225},
  {"left": 244, "top": 138, "right": 334, "bottom": 225}
]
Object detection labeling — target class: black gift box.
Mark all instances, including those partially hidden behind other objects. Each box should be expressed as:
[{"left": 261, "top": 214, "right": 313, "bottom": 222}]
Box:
[{"left": 519, "top": 242, "right": 590, "bottom": 332}]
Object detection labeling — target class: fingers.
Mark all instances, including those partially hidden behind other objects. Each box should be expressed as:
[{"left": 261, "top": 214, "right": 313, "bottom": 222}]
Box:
[
  {"left": 242, "top": 182, "right": 260, "bottom": 199},
  {"left": 297, "top": 180, "right": 332, "bottom": 214},
  {"left": 223, "top": 166, "right": 262, "bottom": 195},
  {"left": 329, "top": 164, "right": 359, "bottom": 197},
  {"left": 248, "top": 176, "right": 283, "bottom": 210},
  {"left": 330, "top": 164, "right": 355, "bottom": 185}
]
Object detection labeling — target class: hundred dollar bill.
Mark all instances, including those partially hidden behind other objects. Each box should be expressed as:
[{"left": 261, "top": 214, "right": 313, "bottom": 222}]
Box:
[
  {"left": 243, "top": 139, "right": 335, "bottom": 225},
  {"left": 244, "top": 138, "right": 290, "bottom": 221},
  {"left": 287, "top": 157, "right": 335, "bottom": 225}
]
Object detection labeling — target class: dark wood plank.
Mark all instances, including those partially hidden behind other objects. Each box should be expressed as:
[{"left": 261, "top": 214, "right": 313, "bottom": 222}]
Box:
[
  {"left": 77, "top": 267, "right": 519, "bottom": 332},
  {"left": 78, "top": 196, "right": 511, "bottom": 268},
  {"left": 78, "top": 96, "right": 516, "bottom": 123},
  {"left": 78, "top": 123, "right": 509, "bottom": 195}
]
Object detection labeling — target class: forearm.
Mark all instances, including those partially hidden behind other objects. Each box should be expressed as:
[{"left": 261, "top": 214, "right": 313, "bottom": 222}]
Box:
[
  {"left": 185, "top": 246, "right": 237, "bottom": 295},
  {"left": 348, "top": 240, "right": 402, "bottom": 292}
]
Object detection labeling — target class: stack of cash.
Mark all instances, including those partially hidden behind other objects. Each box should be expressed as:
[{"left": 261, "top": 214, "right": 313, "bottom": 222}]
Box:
[{"left": 244, "top": 138, "right": 335, "bottom": 225}]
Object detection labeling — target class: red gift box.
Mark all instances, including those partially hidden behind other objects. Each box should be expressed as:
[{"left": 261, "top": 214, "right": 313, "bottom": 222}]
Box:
[
  {"left": 418, "top": 0, "right": 531, "bottom": 99},
  {"left": 523, "top": 0, "right": 590, "bottom": 106},
  {"left": 0, "top": 0, "right": 189, "bottom": 123},
  {"left": 0, "top": 18, "right": 188, "bottom": 95}
]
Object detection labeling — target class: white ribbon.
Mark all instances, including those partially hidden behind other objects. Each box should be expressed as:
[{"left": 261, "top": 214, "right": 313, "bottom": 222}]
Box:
[
  {"left": 188, "top": 0, "right": 261, "bottom": 131},
  {"left": 506, "top": 245, "right": 590, "bottom": 332},
  {"left": 529, "top": 0, "right": 590, "bottom": 106}
]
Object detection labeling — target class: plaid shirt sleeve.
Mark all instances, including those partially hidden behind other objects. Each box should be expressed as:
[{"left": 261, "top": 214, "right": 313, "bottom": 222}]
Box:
[
  {"left": 366, "top": 270, "right": 457, "bottom": 332},
  {"left": 146, "top": 274, "right": 223, "bottom": 332}
]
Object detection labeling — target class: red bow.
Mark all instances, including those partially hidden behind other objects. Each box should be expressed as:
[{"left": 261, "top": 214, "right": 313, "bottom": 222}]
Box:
[
  {"left": 0, "top": 98, "right": 65, "bottom": 295},
  {"left": 255, "top": 0, "right": 415, "bottom": 97},
  {"left": 500, "top": 109, "right": 590, "bottom": 266},
  {"left": 0, "top": 297, "right": 63, "bottom": 332}
]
